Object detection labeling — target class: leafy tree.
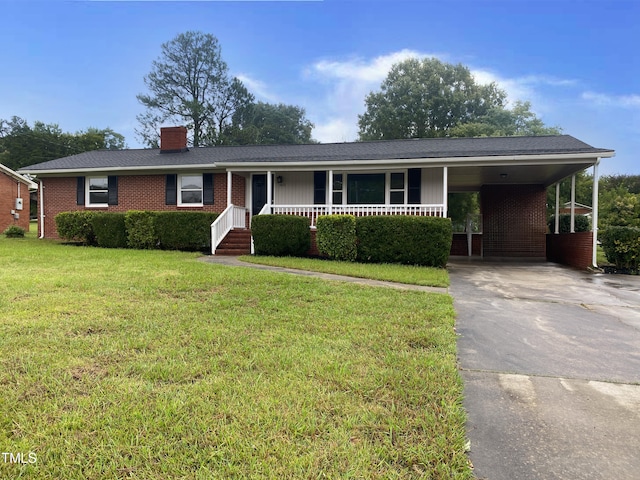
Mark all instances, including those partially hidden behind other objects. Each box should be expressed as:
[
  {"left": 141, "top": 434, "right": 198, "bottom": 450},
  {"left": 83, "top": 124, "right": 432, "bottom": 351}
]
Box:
[
  {"left": 450, "top": 101, "right": 561, "bottom": 137},
  {"left": 358, "top": 57, "right": 506, "bottom": 140},
  {"left": 221, "top": 102, "right": 315, "bottom": 145},
  {"left": 136, "top": 31, "right": 254, "bottom": 148},
  {"left": 0, "top": 116, "right": 125, "bottom": 170}
]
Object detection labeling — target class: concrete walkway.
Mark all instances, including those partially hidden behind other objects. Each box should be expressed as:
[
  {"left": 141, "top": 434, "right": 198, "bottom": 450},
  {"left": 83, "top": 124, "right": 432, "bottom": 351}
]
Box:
[{"left": 449, "top": 259, "right": 640, "bottom": 480}]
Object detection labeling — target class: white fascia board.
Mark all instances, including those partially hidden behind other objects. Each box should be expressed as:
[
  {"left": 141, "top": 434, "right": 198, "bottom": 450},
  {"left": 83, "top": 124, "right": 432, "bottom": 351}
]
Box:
[
  {"left": 1, "top": 164, "right": 39, "bottom": 189},
  {"left": 219, "top": 151, "right": 615, "bottom": 171},
  {"left": 20, "top": 163, "right": 220, "bottom": 177}
]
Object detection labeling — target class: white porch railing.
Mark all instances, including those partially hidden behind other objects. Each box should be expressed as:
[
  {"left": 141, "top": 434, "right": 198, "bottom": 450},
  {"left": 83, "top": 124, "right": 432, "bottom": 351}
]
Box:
[
  {"left": 266, "top": 204, "right": 445, "bottom": 227},
  {"left": 211, "top": 204, "right": 248, "bottom": 254}
]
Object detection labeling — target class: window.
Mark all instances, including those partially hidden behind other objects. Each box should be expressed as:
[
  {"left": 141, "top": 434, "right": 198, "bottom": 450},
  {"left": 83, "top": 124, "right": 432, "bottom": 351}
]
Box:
[
  {"left": 333, "top": 173, "right": 343, "bottom": 205},
  {"left": 347, "top": 173, "right": 385, "bottom": 204},
  {"left": 389, "top": 172, "right": 405, "bottom": 204},
  {"left": 179, "top": 174, "right": 203, "bottom": 206},
  {"left": 87, "top": 177, "right": 109, "bottom": 206}
]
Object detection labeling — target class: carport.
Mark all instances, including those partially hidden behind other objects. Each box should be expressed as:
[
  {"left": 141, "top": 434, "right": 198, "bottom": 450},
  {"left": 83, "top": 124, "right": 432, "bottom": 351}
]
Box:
[{"left": 446, "top": 136, "right": 614, "bottom": 268}]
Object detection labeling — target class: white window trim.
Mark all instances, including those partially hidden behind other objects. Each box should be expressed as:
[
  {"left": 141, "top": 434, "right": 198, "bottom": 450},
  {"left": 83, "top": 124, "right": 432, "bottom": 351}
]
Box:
[
  {"left": 177, "top": 174, "right": 204, "bottom": 207},
  {"left": 86, "top": 176, "right": 109, "bottom": 208},
  {"left": 388, "top": 171, "right": 407, "bottom": 204}
]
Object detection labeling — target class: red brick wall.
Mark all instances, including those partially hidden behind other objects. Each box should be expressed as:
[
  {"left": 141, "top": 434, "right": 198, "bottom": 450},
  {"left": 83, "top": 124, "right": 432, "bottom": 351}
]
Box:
[
  {"left": 160, "top": 126, "right": 188, "bottom": 151},
  {"left": 39, "top": 173, "right": 246, "bottom": 239},
  {"left": 0, "top": 173, "right": 31, "bottom": 232},
  {"left": 451, "top": 233, "right": 482, "bottom": 256},
  {"left": 547, "top": 232, "right": 594, "bottom": 270},
  {"left": 481, "top": 184, "right": 547, "bottom": 257}
]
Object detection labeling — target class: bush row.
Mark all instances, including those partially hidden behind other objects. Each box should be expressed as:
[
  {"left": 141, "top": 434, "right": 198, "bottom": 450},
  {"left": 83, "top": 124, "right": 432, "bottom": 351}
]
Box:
[
  {"left": 55, "top": 211, "right": 219, "bottom": 251},
  {"left": 600, "top": 226, "right": 640, "bottom": 272},
  {"left": 252, "top": 214, "right": 453, "bottom": 268}
]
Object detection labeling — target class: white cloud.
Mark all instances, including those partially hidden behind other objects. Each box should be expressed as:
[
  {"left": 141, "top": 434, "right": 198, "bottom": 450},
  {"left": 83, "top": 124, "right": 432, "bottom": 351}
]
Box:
[
  {"left": 582, "top": 91, "right": 640, "bottom": 109},
  {"left": 236, "top": 73, "right": 281, "bottom": 103}
]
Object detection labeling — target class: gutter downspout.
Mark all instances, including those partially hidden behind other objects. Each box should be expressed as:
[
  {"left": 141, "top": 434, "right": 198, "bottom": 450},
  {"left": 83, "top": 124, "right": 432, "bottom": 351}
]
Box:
[
  {"left": 39, "top": 179, "right": 45, "bottom": 239},
  {"left": 592, "top": 160, "right": 601, "bottom": 268}
]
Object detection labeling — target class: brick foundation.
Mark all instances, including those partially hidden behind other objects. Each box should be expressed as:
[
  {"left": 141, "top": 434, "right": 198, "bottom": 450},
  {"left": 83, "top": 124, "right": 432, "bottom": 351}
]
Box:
[
  {"left": 546, "top": 232, "right": 594, "bottom": 270},
  {"left": 481, "top": 184, "right": 547, "bottom": 257}
]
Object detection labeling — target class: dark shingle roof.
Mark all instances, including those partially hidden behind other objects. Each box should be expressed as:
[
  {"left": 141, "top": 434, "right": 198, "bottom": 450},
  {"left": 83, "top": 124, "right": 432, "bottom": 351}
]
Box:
[{"left": 20, "top": 135, "right": 613, "bottom": 173}]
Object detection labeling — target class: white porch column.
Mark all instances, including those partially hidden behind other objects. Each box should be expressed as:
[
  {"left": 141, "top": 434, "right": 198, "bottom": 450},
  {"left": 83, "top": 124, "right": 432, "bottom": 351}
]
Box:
[
  {"left": 570, "top": 174, "right": 576, "bottom": 233},
  {"left": 267, "top": 170, "right": 272, "bottom": 207},
  {"left": 227, "top": 171, "right": 232, "bottom": 206},
  {"left": 328, "top": 170, "right": 333, "bottom": 215},
  {"left": 443, "top": 167, "right": 448, "bottom": 218},
  {"left": 592, "top": 160, "right": 601, "bottom": 268},
  {"left": 554, "top": 182, "right": 560, "bottom": 234}
]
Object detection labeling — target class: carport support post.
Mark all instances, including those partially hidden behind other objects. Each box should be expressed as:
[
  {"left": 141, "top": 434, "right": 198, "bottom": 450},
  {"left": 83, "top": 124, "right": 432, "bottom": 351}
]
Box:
[
  {"left": 570, "top": 174, "right": 576, "bottom": 233},
  {"left": 555, "top": 183, "right": 560, "bottom": 234},
  {"left": 592, "top": 160, "right": 601, "bottom": 268}
]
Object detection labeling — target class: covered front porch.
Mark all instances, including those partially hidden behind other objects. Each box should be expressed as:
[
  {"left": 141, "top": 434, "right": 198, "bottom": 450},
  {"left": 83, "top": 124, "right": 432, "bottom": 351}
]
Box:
[{"left": 211, "top": 166, "right": 449, "bottom": 254}]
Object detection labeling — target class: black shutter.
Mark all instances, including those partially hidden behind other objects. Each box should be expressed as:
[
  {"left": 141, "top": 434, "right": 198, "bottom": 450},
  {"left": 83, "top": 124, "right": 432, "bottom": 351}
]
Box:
[
  {"left": 107, "top": 176, "right": 118, "bottom": 205},
  {"left": 408, "top": 168, "right": 421, "bottom": 204},
  {"left": 313, "top": 171, "right": 326, "bottom": 205},
  {"left": 203, "top": 173, "right": 214, "bottom": 205},
  {"left": 166, "top": 174, "right": 177, "bottom": 205},
  {"left": 76, "top": 177, "right": 85, "bottom": 205}
]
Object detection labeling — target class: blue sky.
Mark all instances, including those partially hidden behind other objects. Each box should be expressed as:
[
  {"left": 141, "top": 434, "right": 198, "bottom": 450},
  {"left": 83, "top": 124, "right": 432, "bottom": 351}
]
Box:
[{"left": 1, "top": 0, "right": 638, "bottom": 175}]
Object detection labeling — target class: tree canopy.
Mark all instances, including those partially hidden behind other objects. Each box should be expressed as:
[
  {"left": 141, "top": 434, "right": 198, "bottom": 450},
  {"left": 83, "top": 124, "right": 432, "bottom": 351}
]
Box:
[
  {"left": 136, "top": 31, "right": 254, "bottom": 148},
  {"left": 358, "top": 57, "right": 560, "bottom": 141},
  {"left": 221, "top": 102, "right": 315, "bottom": 145},
  {"left": 0, "top": 116, "right": 125, "bottom": 170}
]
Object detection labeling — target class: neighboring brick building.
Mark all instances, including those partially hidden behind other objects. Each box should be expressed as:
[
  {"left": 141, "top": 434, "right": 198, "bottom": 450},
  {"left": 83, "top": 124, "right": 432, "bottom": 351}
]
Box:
[
  {"left": 0, "top": 163, "right": 37, "bottom": 233},
  {"left": 20, "top": 128, "right": 614, "bottom": 266}
]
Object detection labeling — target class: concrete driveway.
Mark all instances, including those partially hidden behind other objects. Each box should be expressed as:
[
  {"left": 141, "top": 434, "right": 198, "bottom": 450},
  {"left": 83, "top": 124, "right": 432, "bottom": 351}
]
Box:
[{"left": 449, "top": 260, "right": 640, "bottom": 480}]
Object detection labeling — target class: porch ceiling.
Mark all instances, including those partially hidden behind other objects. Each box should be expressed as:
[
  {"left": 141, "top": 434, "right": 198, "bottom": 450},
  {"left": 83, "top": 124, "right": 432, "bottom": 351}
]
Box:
[{"left": 447, "top": 161, "right": 594, "bottom": 192}]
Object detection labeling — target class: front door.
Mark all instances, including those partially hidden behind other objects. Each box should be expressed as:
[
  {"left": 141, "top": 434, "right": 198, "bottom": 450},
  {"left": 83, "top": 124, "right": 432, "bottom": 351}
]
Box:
[{"left": 252, "top": 174, "right": 267, "bottom": 216}]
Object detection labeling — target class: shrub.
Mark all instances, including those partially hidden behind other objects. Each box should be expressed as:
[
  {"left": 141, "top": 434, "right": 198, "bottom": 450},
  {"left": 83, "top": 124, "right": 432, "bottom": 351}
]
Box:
[
  {"left": 547, "top": 214, "right": 591, "bottom": 233},
  {"left": 600, "top": 226, "right": 640, "bottom": 271},
  {"left": 356, "top": 215, "right": 453, "bottom": 267},
  {"left": 316, "top": 215, "right": 357, "bottom": 261},
  {"left": 3, "top": 225, "right": 26, "bottom": 238},
  {"left": 154, "top": 212, "right": 219, "bottom": 251},
  {"left": 251, "top": 215, "right": 310, "bottom": 257},
  {"left": 91, "top": 213, "right": 128, "bottom": 248},
  {"left": 125, "top": 211, "right": 158, "bottom": 249},
  {"left": 55, "top": 211, "right": 96, "bottom": 245}
]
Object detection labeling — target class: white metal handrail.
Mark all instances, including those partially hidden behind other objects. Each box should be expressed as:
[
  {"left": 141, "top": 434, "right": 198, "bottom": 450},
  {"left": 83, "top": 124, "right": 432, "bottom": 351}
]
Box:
[
  {"left": 269, "top": 204, "right": 445, "bottom": 227},
  {"left": 211, "top": 204, "right": 248, "bottom": 254}
]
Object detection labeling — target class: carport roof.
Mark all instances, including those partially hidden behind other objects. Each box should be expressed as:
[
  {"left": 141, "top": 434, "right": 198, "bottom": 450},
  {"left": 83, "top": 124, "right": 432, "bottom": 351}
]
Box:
[{"left": 20, "top": 135, "right": 613, "bottom": 189}]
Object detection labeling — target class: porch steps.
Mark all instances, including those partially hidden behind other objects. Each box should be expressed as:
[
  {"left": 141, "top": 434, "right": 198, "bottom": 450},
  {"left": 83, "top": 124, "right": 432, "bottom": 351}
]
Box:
[{"left": 215, "top": 228, "right": 252, "bottom": 255}]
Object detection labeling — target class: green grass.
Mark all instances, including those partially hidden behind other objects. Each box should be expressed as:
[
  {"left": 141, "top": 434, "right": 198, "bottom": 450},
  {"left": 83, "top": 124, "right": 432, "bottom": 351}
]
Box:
[
  {"left": 240, "top": 255, "right": 450, "bottom": 288},
  {"left": 0, "top": 234, "right": 470, "bottom": 479}
]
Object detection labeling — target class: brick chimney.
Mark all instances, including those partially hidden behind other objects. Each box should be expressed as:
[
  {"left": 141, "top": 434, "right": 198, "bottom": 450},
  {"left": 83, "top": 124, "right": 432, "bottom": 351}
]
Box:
[{"left": 160, "top": 126, "right": 188, "bottom": 153}]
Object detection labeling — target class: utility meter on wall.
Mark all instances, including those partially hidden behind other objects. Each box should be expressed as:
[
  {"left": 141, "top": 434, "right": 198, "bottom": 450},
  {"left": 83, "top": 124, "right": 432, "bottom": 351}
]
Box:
[{"left": 15, "top": 198, "right": 23, "bottom": 210}]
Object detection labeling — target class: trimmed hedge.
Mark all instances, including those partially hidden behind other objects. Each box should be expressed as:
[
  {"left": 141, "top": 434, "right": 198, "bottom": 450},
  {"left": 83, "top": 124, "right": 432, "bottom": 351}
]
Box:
[
  {"left": 356, "top": 215, "right": 453, "bottom": 267},
  {"left": 91, "top": 213, "right": 128, "bottom": 249},
  {"left": 548, "top": 214, "right": 591, "bottom": 234},
  {"left": 600, "top": 226, "right": 640, "bottom": 271},
  {"left": 125, "top": 210, "right": 158, "bottom": 249},
  {"left": 155, "top": 211, "right": 219, "bottom": 251},
  {"left": 316, "top": 215, "right": 357, "bottom": 261},
  {"left": 251, "top": 214, "right": 310, "bottom": 257},
  {"left": 55, "top": 211, "right": 96, "bottom": 245}
]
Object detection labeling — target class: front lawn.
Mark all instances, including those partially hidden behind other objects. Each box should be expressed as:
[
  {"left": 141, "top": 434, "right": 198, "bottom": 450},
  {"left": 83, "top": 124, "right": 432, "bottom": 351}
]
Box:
[
  {"left": 240, "top": 255, "right": 450, "bottom": 288},
  {"left": 0, "top": 235, "right": 470, "bottom": 479}
]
